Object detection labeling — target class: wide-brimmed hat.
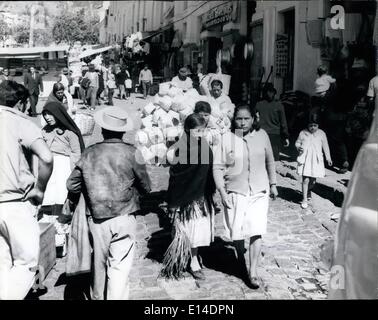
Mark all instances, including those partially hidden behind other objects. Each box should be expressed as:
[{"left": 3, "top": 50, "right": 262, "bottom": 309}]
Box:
[
  {"left": 62, "top": 67, "right": 69, "bottom": 75},
  {"left": 179, "top": 67, "right": 188, "bottom": 77},
  {"left": 94, "top": 107, "right": 133, "bottom": 132}
]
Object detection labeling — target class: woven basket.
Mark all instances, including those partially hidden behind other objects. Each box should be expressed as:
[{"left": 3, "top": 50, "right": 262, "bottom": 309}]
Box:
[{"left": 75, "top": 112, "right": 95, "bottom": 136}]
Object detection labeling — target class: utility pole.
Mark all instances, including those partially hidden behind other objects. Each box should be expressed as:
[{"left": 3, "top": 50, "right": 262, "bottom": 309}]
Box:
[{"left": 29, "top": 3, "right": 36, "bottom": 47}]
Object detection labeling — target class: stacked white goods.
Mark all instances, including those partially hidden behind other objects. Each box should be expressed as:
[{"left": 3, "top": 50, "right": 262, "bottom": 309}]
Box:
[{"left": 136, "top": 81, "right": 234, "bottom": 165}]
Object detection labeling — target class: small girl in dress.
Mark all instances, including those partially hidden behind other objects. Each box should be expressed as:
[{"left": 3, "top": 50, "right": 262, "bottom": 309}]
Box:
[{"left": 296, "top": 113, "right": 332, "bottom": 209}]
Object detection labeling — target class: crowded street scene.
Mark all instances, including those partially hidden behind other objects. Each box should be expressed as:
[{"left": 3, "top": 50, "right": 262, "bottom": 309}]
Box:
[{"left": 0, "top": 0, "right": 377, "bottom": 304}]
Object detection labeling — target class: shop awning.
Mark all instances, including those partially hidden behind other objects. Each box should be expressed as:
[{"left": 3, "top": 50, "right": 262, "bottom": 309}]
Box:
[
  {"left": 0, "top": 45, "right": 69, "bottom": 56},
  {"left": 78, "top": 45, "right": 113, "bottom": 59},
  {"left": 0, "top": 54, "right": 41, "bottom": 59},
  {"left": 141, "top": 30, "right": 164, "bottom": 42}
]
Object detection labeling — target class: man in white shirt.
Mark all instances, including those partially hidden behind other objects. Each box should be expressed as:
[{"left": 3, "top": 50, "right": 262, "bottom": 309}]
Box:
[
  {"left": 315, "top": 65, "right": 336, "bottom": 97},
  {"left": 0, "top": 80, "right": 53, "bottom": 299},
  {"left": 139, "top": 64, "right": 153, "bottom": 99},
  {"left": 84, "top": 64, "right": 99, "bottom": 110},
  {"left": 210, "top": 79, "right": 234, "bottom": 120},
  {"left": 171, "top": 67, "right": 193, "bottom": 92},
  {"left": 367, "top": 75, "right": 378, "bottom": 100}
]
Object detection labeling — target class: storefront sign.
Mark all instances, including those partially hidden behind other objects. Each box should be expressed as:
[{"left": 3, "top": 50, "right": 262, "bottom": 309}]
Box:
[{"left": 202, "top": 2, "right": 238, "bottom": 30}]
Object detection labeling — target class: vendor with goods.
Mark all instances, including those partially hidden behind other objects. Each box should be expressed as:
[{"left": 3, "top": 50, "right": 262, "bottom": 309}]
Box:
[
  {"left": 171, "top": 67, "right": 193, "bottom": 92},
  {"left": 135, "top": 67, "right": 235, "bottom": 166}
]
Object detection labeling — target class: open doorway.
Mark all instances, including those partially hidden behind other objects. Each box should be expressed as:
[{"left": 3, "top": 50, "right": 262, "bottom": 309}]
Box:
[{"left": 283, "top": 9, "right": 295, "bottom": 92}]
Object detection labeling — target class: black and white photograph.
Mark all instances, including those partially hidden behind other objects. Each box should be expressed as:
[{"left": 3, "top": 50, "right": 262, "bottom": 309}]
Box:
[{"left": 0, "top": 0, "right": 377, "bottom": 305}]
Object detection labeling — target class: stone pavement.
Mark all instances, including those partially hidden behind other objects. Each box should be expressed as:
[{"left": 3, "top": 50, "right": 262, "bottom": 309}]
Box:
[{"left": 29, "top": 92, "right": 344, "bottom": 300}]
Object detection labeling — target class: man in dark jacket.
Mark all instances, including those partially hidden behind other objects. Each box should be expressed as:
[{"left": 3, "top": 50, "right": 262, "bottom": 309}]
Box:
[
  {"left": 256, "top": 83, "right": 289, "bottom": 160},
  {"left": 23, "top": 66, "right": 44, "bottom": 117},
  {"left": 66, "top": 107, "right": 151, "bottom": 300}
]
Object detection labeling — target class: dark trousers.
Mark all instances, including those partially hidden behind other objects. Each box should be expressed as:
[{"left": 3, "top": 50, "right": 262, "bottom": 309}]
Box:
[
  {"left": 141, "top": 81, "right": 150, "bottom": 98},
  {"left": 268, "top": 134, "right": 281, "bottom": 161},
  {"left": 107, "top": 88, "right": 114, "bottom": 106},
  {"left": 328, "top": 135, "right": 348, "bottom": 167},
  {"left": 125, "top": 88, "right": 131, "bottom": 98},
  {"left": 87, "top": 87, "right": 98, "bottom": 109},
  {"left": 118, "top": 84, "right": 126, "bottom": 99},
  {"left": 29, "top": 93, "right": 39, "bottom": 114}
]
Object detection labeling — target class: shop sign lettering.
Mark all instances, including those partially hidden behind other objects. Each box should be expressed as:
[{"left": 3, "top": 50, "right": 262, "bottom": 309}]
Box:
[
  {"left": 330, "top": 4, "right": 345, "bottom": 30},
  {"left": 202, "top": 2, "right": 237, "bottom": 30}
]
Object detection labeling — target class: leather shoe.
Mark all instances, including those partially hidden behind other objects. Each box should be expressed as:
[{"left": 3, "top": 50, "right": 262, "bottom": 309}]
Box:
[
  {"left": 245, "top": 276, "right": 260, "bottom": 290},
  {"left": 189, "top": 269, "right": 205, "bottom": 281}
]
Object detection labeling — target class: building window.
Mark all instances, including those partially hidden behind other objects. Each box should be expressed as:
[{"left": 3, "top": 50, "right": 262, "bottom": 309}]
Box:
[
  {"left": 183, "top": 22, "right": 187, "bottom": 40},
  {"left": 132, "top": 3, "right": 135, "bottom": 28},
  {"left": 183, "top": 1, "right": 188, "bottom": 11},
  {"left": 137, "top": 22, "right": 140, "bottom": 32},
  {"left": 143, "top": 18, "right": 147, "bottom": 32},
  {"left": 160, "top": 2, "right": 164, "bottom": 24}
]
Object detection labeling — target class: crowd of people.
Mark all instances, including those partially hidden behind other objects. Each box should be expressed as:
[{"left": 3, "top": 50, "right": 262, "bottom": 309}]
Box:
[{"left": 0, "top": 49, "right": 376, "bottom": 300}]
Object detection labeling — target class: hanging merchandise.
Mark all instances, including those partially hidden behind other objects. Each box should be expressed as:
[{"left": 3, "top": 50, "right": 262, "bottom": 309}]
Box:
[
  {"left": 275, "top": 34, "right": 289, "bottom": 77},
  {"left": 244, "top": 41, "right": 254, "bottom": 60},
  {"left": 221, "top": 48, "right": 232, "bottom": 65}
]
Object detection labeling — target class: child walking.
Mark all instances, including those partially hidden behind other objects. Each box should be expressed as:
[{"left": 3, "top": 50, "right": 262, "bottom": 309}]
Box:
[{"left": 296, "top": 113, "right": 332, "bottom": 209}]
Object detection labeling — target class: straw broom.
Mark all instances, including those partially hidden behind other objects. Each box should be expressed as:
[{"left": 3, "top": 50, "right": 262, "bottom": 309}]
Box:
[{"left": 160, "top": 218, "right": 192, "bottom": 279}]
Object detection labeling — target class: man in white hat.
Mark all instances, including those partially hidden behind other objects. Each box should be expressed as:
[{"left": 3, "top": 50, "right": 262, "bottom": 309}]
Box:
[{"left": 66, "top": 107, "right": 151, "bottom": 300}]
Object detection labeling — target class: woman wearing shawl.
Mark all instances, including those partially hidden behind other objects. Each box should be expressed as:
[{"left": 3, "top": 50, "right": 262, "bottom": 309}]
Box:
[
  {"left": 41, "top": 101, "right": 85, "bottom": 211},
  {"left": 47, "top": 82, "right": 76, "bottom": 116},
  {"left": 161, "top": 113, "right": 216, "bottom": 280}
]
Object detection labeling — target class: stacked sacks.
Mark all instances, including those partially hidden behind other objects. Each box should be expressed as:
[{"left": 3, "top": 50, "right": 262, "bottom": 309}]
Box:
[{"left": 136, "top": 82, "right": 234, "bottom": 165}]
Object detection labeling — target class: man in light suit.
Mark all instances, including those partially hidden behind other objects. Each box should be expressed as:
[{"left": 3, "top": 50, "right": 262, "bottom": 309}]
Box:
[{"left": 24, "top": 66, "right": 44, "bottom": 117}]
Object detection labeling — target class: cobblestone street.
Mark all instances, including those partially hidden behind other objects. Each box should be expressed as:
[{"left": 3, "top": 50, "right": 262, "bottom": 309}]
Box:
[{"left": 31, "top": 93, "right": 343, "bottom": 300}]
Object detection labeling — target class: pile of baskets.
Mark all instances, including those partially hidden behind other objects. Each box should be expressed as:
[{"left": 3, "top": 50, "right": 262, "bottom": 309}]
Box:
[{"left": 135, "top": 81, "right": 235, "bottom": 165}]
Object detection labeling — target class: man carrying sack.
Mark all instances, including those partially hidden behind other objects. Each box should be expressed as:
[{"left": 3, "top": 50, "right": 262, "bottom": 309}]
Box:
[{"left": 66, "top": 107, "right": 151, "bottom": 300}]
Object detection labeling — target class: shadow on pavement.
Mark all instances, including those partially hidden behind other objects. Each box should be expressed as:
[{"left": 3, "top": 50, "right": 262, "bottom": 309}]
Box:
[
  {"left": 277, "top": 186, "right": 303, "bottom": 204},
  {"left": 146, "top": 229, "right": 171, "bottom": 263},
  {"left": 200, "top": 237, "right": 241, "bottom": 279},
  {"left": 55, "top": 273, "right": 91, "bottom": 300}
]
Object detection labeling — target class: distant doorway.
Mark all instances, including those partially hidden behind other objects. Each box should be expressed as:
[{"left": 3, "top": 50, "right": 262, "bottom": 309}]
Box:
[
  {"left": 250, "top": 22, "right": 264, "bottom": 104},
  {"left": 283, "top": 9, "right": 295, "bottom": 91}
]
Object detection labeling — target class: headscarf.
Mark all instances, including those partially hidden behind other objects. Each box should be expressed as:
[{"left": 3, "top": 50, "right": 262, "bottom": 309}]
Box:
[
  {"left": 43, "top": 101, "right": 85, "bottom": 152},
  {"left": 47, "top": 83, "right": 68, "bottom": 110}
]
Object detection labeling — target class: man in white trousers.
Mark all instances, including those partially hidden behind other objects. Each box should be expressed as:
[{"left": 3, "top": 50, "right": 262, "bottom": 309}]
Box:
[{"left": 0, "top": 80, "right": 53, "bottom": 300}]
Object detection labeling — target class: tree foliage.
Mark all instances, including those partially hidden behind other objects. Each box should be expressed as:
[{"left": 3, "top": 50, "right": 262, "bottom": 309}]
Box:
[
  {"left": 52, "top": 9, "right": 99, "bottom": 45},
  {"left": 13, "top": 24, "right": 54, "bottom": 46},
  {"left": 13, "top": 24, "right": 30, "bottom": 45},
  {"left": 0, "top": 20, "right": 11, "bottom": 42}
]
